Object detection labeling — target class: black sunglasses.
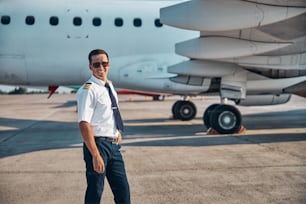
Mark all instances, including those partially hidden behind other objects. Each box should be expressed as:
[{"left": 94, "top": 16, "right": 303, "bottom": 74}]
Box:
[{"left": 92, "top": 61, "right": 109, "bottom": 68}]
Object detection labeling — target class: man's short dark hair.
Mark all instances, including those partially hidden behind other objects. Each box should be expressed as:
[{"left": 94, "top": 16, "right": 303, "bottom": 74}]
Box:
[{"left": 88, "top": 49, "right": 109, "bottom": 63}]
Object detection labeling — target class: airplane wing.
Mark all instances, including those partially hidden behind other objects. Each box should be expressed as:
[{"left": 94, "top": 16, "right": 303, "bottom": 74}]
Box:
[
  {"left": 160, "top": 0, "right": 306, "bottom": 100},
  {"left": 158, "top": 0, "right": 306, "bottom": 133}
]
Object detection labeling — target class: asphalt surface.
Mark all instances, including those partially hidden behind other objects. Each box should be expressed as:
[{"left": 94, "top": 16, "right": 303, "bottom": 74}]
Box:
[{"left": 0, "top": 94, "right": 306, "bottom": 204}]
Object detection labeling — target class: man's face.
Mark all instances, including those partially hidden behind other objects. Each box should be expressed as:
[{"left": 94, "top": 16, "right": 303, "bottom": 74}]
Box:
[{"left": 89, "top": 54, "right": 109, "bottom": 82}]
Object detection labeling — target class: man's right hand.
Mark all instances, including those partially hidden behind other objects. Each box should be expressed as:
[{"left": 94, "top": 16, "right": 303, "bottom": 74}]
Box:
[
  {"left": 92, "top": 154, "right": 105, "bottom": 173},
  {"left": 79, "top": 121, "right": 105, "bottom": 174}
]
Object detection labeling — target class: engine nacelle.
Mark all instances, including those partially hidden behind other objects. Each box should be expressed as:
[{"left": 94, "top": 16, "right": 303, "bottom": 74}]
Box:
[{"left": 235, "top": 94, "right": 291, "bottom": 106}]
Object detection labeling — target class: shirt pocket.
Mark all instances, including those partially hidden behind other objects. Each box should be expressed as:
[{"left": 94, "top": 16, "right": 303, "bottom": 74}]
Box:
[
  {"left": 93, "top": 93, "right": 113, "bottom": 124},
  {"left": 96, "top": 93, "right": 111, "bottom": 108}
]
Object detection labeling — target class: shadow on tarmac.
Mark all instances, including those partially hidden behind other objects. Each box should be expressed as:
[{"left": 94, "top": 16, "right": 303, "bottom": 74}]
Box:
[
  {"left": 0, "top": 117, "right": 81, "bottom": 158},
  {"left": 123, "top": 133, "right": 306, "bottom": 147},
  {"left": 1, "top": 107, "right": 306, "bottom": 158},
  {"left": 53, "top": 100, "right": 77, "bottom": 108}
]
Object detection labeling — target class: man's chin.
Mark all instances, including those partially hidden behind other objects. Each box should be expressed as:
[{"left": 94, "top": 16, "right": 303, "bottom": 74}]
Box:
[{"left": 94, "top": 74, "right": 105, "bottom": 81}]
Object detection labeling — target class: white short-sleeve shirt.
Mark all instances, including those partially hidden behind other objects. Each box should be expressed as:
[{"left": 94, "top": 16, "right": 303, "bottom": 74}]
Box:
[{"left": 77, "top": 75, "right": 119, "bottom": 138}]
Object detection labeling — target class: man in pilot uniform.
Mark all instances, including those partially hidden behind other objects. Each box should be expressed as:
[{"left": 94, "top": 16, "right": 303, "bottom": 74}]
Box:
[{"left": 77, "top": 49, "right": 130, "bottom": 204}]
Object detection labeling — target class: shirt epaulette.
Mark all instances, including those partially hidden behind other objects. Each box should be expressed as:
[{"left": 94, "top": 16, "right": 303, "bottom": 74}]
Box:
[{"left": 83, "top": 82, "right": 92, "bottom": 90}]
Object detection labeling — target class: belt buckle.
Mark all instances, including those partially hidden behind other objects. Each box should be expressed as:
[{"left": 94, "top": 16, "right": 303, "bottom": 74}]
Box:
[{"left": 110, "top": 137, "right": 117, "bottom": 143}]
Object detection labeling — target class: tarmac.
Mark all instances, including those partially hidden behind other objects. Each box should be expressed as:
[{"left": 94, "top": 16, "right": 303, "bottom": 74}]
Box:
[{"left": 0, "top": 94, "right": 306, "bottom": 204}]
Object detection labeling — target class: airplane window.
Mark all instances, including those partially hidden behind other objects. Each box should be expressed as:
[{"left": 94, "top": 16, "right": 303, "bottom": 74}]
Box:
[
  {"left": 25, "top": 16, "right": 35, "bottom": 25},
  {"left": 93, "top": 17, "right": 101, "bottom": 26},
  {"left": 73, "top": 17, "right": 82, "bottom": 26},
  {"left": 49, "top": 16, "right": 59, "bottom": 26},
  {"left": 133, "top": 18, "right": 142, "bottom": 27},
  {"left": 1, "top": 15, "right": 10, "bottom": 25},
  {"left": 114, "top": 18, "right": 123, "bottom": 27},
  {"left": 154, "top": 19, "right": 163, "bottom": 27}
]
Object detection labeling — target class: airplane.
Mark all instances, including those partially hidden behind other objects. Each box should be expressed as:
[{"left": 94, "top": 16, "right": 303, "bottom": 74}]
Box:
[{"left": 0, "top": 0, "right": 305, "bottom": 134}]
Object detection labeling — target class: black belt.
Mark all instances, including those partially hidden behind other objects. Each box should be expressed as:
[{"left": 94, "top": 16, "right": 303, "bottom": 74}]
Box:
[{"left": 95, "top": 136, "right": 118, "bottom": 143}]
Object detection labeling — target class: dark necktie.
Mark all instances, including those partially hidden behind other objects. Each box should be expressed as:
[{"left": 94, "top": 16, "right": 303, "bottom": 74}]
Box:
[{"left": 105, "top": 82, "right": 124, "bottom": 132}]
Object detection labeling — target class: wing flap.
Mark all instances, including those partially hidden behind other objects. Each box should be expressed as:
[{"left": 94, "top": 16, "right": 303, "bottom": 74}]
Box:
[{"left": 176, "top": 37, "right": 291, "bottom": 59}]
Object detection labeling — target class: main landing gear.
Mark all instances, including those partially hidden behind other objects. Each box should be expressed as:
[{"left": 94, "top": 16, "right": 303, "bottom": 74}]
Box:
[
  {"left": 171, "top": 100, "right": 242, "bottom": 134},
  {"left": 172, "top": 100, "right": 197, "bottom": 121},
  {"left": 203, "top": 104, "right": 242, "bottom": 134}
]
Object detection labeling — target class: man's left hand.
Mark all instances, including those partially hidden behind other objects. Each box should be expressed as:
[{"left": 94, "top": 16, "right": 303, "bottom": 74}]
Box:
[{"left": 116, "top": 132, "right": 122, "bottom": 144}]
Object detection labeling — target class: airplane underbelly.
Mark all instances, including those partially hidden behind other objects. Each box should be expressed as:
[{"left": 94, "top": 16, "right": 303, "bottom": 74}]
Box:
[{"left": 114, "top": 59, "right": 210, "bottom": 94}]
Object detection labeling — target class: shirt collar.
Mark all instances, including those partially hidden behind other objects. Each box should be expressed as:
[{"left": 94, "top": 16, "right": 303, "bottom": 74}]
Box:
[{"left": 90, "top": 75, "right": 106, "bottom": 86}]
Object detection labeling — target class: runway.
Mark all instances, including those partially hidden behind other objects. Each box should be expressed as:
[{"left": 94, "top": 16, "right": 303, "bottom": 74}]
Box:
[{"left": 0, "top": 94, "right": 306, "bottom": 204}]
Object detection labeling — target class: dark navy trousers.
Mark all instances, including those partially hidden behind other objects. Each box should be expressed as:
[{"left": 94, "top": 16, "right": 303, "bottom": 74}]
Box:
[{"left": 83, "top": 138, "right": 130, "bottom": 204}]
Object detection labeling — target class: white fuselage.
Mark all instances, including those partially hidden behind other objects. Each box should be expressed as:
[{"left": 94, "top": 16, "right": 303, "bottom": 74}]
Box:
[{"left": 0, "top": 0, "right": 198, "bottom": 92}]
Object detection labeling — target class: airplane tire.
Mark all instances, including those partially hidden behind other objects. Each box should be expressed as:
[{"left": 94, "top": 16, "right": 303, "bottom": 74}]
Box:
[
  {"left": 172, "top": 101, "right": 183, "bottom": 119},
  {"left": 172, "top": 100, "right": 196, "bottom": 121},
  {"left": 203, "top": 104, "right": 220, "bottom": 129},
  {"left": 209, "top": 104, "right": 242, "bottom": 134},
  {"left": 153, "top": 95, "right": 165, "bottom": 101}
]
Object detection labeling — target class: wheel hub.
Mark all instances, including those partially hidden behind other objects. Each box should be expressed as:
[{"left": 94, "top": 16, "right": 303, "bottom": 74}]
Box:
[
  {"left": 219, "top": 111, "right": 236, "bottom": 130},
  {"left": 182, "top": 107, "right": 190, "bottom": 115}
]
